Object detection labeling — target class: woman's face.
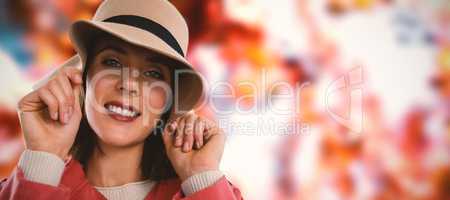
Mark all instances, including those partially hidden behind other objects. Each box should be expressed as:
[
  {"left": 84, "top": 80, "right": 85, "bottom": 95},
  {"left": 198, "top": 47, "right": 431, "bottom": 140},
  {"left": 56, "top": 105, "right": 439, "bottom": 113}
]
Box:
[{"left": 84, "top": 36, "right": 172, "bottom": 147}]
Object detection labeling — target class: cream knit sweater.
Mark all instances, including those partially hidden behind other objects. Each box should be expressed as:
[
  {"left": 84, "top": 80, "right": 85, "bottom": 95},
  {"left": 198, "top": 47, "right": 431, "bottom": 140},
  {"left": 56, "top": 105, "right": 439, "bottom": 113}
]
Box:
[{"left": 18, "top": 150, "right": 224, "bottom": 200}]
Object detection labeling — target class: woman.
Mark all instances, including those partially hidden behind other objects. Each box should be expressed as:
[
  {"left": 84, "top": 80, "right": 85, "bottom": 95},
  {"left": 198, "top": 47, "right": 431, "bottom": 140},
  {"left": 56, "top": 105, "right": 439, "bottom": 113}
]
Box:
[{"left": 0, "top": 0, "right": 242, "bottom": 199}]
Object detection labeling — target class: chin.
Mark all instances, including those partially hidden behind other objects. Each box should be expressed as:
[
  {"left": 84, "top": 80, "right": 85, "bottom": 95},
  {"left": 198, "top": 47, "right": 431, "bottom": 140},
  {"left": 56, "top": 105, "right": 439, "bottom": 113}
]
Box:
[
  {"left": 87, "top": 113, "right": 150, "bottom": 148},
  {"left": 96, "top": 124, "right": 147, "bottom": 147},
  {"left": 98, "top": 133, "right": 145, "bottom": 147}
]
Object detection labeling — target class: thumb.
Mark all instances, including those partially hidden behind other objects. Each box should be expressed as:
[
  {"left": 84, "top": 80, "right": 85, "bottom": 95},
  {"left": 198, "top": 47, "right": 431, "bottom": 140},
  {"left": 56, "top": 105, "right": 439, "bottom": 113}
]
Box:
[
  {"left": 161, "top": 121, "right": 177, "bottom": 150},
  {"left": 73, "top": 85, "right": 83, "bottom": 114},
  {"left": 17, "top": 89, "right": 43, "bottom": 112}
]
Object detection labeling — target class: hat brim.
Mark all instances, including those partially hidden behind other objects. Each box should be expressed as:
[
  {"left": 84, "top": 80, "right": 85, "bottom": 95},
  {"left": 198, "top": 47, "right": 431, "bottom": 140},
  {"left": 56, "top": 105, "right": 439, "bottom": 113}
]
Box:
[{"left": 68, "top": 20, "right": 204, "bottom": 119}]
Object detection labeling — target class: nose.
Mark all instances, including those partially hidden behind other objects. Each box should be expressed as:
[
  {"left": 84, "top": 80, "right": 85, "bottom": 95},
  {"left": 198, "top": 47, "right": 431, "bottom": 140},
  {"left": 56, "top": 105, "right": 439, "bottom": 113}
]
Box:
[{"left": 116, "top": 69, "right": 140, "bottom": 96}]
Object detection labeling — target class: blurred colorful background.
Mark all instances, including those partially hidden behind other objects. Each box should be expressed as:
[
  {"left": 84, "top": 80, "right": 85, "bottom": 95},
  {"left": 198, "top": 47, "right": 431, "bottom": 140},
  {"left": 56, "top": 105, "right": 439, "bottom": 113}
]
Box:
[{"left": 0, "top": 0, "right": 449, "bottom": 199}]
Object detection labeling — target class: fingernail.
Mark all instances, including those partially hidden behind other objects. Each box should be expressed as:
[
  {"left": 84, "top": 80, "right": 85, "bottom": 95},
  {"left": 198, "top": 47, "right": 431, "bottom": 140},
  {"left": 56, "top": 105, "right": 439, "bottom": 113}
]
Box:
[
  {"left": 183, "top": 142, "right": 189, "bottom": 152},
  {"left": 52, "top": 112, "right": 58, "bottom": 120},
  {"left": 64, "top": 111, "right": 70, "bottom": 124},
  {"left": 170, "top": 122, "right": 177, "bottom": 131},
  {"left": 196, "top": 141, "right": 200, "bottom": 149}
]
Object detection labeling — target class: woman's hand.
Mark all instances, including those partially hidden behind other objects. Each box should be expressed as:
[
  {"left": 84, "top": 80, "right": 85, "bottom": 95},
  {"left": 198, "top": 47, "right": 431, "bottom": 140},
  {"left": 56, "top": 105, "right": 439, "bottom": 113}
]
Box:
[
  {"left": 17, "top": 67, "right": 83, "bottom": 160},
  {"left": 171, "top": 112, "right": 209, "bottom": 152},
  {"left": 162, "top": 113, "right": 225, "bottom": 181}
]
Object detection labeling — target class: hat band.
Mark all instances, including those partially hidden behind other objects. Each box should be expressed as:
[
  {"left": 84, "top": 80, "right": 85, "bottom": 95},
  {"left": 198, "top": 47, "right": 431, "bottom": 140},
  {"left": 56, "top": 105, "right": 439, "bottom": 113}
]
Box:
[{"left": 103, "top": 15, "right": 185, "bottom": 57}]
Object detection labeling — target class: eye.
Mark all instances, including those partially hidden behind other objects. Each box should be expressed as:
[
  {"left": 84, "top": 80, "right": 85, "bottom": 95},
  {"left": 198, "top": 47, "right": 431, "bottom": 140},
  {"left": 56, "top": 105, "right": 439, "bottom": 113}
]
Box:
[
  {"left": 102, "top": 58, "right": 122, "bottom": 68},
  {"left": 143, "top": 70, "right": 163, "bottom": 79}
]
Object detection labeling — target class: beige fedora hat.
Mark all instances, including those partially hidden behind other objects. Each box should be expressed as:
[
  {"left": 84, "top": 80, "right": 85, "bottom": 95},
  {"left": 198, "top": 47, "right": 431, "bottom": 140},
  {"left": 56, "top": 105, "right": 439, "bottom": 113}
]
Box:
[{"left": 38, "top": 0, "right": 204, "bottom": 119}]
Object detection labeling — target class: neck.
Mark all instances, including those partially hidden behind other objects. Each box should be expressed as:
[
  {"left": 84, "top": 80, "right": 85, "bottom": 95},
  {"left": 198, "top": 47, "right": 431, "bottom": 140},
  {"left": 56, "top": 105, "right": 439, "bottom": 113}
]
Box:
[{"left": 86, "top": 142, "right": 145, "bottom": 187}]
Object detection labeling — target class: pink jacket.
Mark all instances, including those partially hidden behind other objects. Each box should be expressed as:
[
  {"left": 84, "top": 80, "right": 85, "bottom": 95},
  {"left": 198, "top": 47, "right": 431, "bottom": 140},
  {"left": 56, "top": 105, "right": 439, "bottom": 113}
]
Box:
[{"left": 0, "top": 159, "right": 243, "bottom": 200}]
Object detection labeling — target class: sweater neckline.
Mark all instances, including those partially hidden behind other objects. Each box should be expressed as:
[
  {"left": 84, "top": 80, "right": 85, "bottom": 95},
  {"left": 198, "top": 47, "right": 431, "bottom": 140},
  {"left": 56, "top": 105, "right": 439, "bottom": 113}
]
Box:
[
  {"left": 94, "top": 179, "right": 154, "bottom": 189},
  {"left": 94, "top": 179, "right": 156, "bottom": 200}
]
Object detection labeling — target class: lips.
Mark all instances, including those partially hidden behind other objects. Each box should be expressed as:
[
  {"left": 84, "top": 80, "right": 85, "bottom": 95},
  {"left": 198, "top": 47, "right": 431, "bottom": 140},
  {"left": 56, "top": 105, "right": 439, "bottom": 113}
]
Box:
[{"left": 104, "top": 101, "right": 141, "bottom": 122}]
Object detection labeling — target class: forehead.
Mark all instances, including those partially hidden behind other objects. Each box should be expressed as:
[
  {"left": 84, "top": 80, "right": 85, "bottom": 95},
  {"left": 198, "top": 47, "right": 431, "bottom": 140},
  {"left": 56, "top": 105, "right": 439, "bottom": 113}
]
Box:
[
  {"left": 89, "top": 34, "right": 178, "bottom": 70},
  {"left": 92, "top": 35, "right": 156, "bottom": 57}
]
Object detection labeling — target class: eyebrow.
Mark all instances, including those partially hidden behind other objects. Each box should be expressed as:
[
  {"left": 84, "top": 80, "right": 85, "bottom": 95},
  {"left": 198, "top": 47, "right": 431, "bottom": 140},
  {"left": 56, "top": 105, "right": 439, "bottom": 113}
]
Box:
[
  {"left": 96, "top": 44, "right": 174, "bottom": 69},
  {"left": 145, "top": 55, "right": 173, "bottom": 68},
  {"left": 96, "top": 45, "right": 128, "bottom": 55}
]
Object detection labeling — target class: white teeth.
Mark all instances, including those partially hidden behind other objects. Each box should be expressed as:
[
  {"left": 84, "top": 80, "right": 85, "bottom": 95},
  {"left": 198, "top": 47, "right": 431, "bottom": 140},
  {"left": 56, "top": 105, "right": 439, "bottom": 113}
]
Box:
[{"left": 106, "top": 104, "right": 137, "bottom": 117}]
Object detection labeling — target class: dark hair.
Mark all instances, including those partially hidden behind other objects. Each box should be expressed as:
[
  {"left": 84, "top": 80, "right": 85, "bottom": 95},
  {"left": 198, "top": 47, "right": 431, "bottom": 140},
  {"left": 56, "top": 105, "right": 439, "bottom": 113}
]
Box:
[{"left": 69, "top": 34, "right": 178, "bottom": 181}]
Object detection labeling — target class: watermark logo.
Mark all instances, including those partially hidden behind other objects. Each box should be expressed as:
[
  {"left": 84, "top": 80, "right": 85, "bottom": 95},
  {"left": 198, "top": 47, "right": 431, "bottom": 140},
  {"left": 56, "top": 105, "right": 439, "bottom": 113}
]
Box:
[
  {"left": 85, "top": 66, "right": 364, "bottom": 135},
  {"left": 325, "top": 66, "right": 364, "bottom": 133}
]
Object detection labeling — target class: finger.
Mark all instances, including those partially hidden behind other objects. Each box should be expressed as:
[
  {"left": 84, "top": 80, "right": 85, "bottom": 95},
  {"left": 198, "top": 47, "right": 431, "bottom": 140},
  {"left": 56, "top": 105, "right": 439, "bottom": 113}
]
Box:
[
  {"left": 201, "top": 122, "right": 226, "bottom": 159},
  {"left": 162, "top": 120, "right": 178, "bottom": 151},
  {"left": 175, "top": 117, "right": 185, "bottom": 147},
  {"left": 63, "top": 67, "right": 83, "bottom": 85},
  {"left": 37, "top": 88, "right": 59, "bottom": 120},
  {"left": 183, "top": 114, "right": 197, "bottom": 152},
  {"left": 18, "top": 89, "right": 45, "bottom": 112},
  {"left": 48, "top": 80, "right": 71, "bottom": 124},
  {"left": 193, "top": 117, "right": 205, "bottom": 149},
  {"left": 72, "top": 85, "right": 83, "bottom": 117},
  {"left": 56, "top": 75, "right": 75, "bottom": 115},
  {"left": 203, "top": 118, "right": 218, "bottom": 140}
]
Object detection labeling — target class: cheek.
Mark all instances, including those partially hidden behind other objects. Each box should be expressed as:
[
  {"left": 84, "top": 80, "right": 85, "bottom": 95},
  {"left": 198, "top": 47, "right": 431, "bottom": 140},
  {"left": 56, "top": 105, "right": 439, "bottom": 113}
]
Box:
[
  {"left": 144, "top": 87, "right": 168, "bottom": 111},
  {"left": 85, "top": 77, "right": 116, "bottom": 108},
  {"left": 84, "top": 76, "right": 118, "bottom": 129}
]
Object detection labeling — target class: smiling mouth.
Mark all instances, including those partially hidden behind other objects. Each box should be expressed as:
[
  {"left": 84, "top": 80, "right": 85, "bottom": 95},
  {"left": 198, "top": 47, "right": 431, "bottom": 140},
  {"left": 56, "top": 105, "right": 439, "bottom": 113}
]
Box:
[{"left": 104, "top": 101, "right": 141, "bottom": 119}]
